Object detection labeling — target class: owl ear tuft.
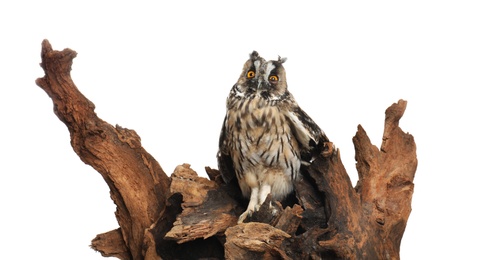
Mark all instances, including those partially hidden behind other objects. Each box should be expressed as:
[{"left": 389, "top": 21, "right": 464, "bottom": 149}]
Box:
[
  {"left": 278, "top": 56, "right": 287, "bottom": 64},
  {"left": 250, "top": 51, "right": 260, "bottom": 60}
]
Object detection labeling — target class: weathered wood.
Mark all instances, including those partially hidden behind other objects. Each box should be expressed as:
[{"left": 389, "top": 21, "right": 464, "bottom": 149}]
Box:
[
  {"left": 225, "top": 222, "right": 291, "bottom": 260},
  {"left": 273, "top": 204, "right": 304, "bottom": 235},
  {"left": 36, "top": 40, "right": 417, "bottom": 260},
  {"left": 306, "top": 150, "right": 370, "bottom": 259},
  {"left": 353, "top": 99, "right": 417, "bottom": 258},
  {"left": 164, "top": 164, "right": 238, "bottom": 243},
  {"left": 91, "top": 229, "right": 130, "bottom": 260},
  {"left": 36, "top": 40, "right": 170, "bottom": 260}
]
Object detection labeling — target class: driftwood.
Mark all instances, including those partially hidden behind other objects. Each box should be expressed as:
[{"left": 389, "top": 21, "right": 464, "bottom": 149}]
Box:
[{"left": 36, "top": 40, "right": 417, "bottom": 259}]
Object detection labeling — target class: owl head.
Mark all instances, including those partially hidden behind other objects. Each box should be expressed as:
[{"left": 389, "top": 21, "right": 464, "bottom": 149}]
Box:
[{"left": 234, "top": 51, "right": 288, "bottom": 101}]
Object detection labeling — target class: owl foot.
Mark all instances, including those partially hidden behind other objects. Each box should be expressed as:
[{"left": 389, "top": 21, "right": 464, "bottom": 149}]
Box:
[
  {"left": 322, "top": 142, "right": 334, "bottom": 157},
  {"left": 238, "top": 209, "right": 253, "bottom": 224},
  {"left": 268, "top": 201, "right": 278, "bottom": 216},
  {"left": 238, "top": 198, "right": 273, "bottom": 224}
]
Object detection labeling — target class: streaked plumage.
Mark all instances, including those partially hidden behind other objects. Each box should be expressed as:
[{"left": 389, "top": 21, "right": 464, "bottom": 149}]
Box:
[{"left": 217, "top": 51, "right": 330, "bottom": 223}]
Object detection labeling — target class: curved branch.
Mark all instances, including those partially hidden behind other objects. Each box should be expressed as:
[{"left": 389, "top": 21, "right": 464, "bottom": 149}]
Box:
[{"left": 35, "top": 40, "right": 170, "bottom": 260}]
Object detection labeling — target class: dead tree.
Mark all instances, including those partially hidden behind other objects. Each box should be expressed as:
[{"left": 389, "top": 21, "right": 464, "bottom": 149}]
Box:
[{"left": 36, "top": 40, "right": 417, "bottom": 260}]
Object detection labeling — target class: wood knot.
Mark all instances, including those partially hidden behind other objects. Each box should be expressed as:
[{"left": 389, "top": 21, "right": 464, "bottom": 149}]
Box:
[{"left": 376, "top": 217, "right": 385, "bottom": 225}]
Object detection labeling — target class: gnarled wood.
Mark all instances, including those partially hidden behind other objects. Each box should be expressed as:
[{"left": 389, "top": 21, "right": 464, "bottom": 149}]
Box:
[
  {"left": 91, "top": 229, "right": 130, "bottom": 259},
  {"left": 36, "top": 40, "right": 417, "bottom": 259},
  {"left": 36, "top": 40, "right": 170, "bottom": 260},
  {"left": 225, "top": 222, "right": 291, "bottom": 260},
  {"left": 164, "top": 164, "right": 238, "bottom": 243}
]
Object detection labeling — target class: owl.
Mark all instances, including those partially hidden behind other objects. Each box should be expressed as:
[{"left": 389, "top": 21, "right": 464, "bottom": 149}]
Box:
[{"left": 217, "top": 51, "right": 332, "bottom": 223}]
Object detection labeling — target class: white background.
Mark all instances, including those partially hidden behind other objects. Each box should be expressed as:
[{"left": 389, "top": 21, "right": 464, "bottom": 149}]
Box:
[{"left": 1, "top": 1, "right": 482, "bottom": 259}]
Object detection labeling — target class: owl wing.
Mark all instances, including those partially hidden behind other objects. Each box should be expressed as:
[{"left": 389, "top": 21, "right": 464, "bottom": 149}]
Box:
[
  {"left": 217, "top": 114, "right": 236, "bottom": 184},
  {"left": 284, "top": 104, "right": 330, "bottom": 165}
]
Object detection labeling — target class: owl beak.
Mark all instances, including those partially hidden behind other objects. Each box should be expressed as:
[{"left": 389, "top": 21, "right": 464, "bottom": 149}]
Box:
[{"left": 257, "top": 78, "right": 270, "bottom": 91}]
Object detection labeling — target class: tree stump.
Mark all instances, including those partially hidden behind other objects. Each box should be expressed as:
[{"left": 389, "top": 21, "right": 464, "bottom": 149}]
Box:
[{"left": 36, "top": 40, "right": 417, "bottom": 260}]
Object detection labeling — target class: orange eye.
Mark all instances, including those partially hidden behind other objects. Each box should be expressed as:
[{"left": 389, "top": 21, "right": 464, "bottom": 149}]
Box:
[
  {"left": 247, "top": 70, "right": 255, "bottom": 79},
  {"left": 269, "top": 75, "right": 279, "bottom": 82}
]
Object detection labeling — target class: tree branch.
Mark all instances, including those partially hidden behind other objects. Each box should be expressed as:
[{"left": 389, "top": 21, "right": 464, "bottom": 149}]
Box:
[{"left": 36, "top": 40, "right": 170, "bottom": 259}]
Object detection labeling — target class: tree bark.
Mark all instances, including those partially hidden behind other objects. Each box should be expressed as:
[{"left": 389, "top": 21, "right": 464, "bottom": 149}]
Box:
[
  {"left": 36, "top": 40, "right": 170, "bottom": 260},
  {"left": 36, "top": 40, "right": 417, "bottom": 259}
]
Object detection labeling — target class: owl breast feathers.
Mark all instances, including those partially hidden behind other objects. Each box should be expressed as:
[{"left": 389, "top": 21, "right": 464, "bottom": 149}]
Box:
[{"left": 217, "top": 51, "right": 330, "bottom": 223}]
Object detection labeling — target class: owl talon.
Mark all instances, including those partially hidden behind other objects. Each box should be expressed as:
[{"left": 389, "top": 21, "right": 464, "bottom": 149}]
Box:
[
  {"left": 322, "top": 142, "right": 334, "bottom": 157},
  {"left": 268, "top": 201, "right": 279, "bottom": 216},
  {"left": 238, "top": 209, "right": 253, "bottom": 224}
]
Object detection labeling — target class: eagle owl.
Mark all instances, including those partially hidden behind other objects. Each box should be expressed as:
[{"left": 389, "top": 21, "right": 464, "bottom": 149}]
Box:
[{"left": 217, "top": 51, "right": 331, "bottom": 223}]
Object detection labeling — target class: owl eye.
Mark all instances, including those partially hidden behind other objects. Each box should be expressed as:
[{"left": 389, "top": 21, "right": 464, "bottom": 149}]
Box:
[
  {"left": 269, "top": 75, "right": 279, "bottom": 82},
  {"left": 247, "top": 70, "right": 256, "bottom": 79}
]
